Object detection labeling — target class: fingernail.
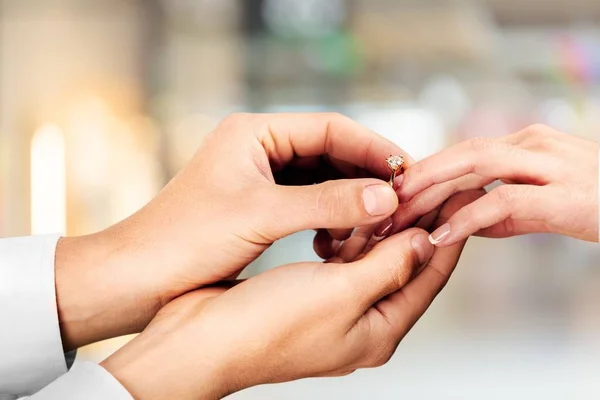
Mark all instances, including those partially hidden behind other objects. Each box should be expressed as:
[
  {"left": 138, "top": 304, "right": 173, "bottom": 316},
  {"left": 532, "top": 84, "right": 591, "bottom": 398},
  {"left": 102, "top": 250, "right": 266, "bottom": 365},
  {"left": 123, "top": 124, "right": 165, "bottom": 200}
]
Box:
[
  {"left": 373, "top": 221, "right": 393, "bottom": 241},
  {"left": 332, "top": 240, "right": 342, "bottom": 251},
  {"left": 429, "top": 223, "right": 451, "bottom": 245},
  {"left": 363, "top": 184, "right": 397, "bottom": 216},
  {"left": 393, "top": 174, "right": 404, "bottom": 190},
  {"left": 411, "top": 233, "right": 434, "bottom": 265}
]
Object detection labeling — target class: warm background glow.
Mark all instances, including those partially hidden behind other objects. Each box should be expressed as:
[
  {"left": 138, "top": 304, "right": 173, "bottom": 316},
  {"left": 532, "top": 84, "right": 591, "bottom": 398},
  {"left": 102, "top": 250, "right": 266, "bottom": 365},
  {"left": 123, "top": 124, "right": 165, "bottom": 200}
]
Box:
[
  {"left": 30, "top": 124, "right": 66, "bottom": 235},
  {"left": 0, "top": 1, "right": 598, "bottom": 399}
]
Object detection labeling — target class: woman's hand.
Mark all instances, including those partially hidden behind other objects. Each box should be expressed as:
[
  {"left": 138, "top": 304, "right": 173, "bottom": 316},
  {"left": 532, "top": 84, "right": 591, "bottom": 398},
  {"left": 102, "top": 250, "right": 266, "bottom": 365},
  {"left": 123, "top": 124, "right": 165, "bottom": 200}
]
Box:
[
  {"left": 392, "top": 124, "right": 599, "bottom": 246},
  {"left": 101, "top": 224, "right": 465, "bottom": 400},
  {"left": 54, "top": 113, "right": 412, "bottom": 350}
]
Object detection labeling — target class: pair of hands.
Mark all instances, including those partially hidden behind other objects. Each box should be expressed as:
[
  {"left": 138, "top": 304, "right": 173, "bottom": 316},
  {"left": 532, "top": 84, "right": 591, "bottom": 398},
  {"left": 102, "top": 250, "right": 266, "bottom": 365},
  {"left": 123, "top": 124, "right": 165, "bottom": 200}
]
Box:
[
  {"left": 309, "top": 123, "right": 598, "bottom": 268},
  {"left": 55, "top": 113, "right": 469, "bottom": 399},
  {"left": 55, "top": 115, "right": 597, "bottom": 399}
]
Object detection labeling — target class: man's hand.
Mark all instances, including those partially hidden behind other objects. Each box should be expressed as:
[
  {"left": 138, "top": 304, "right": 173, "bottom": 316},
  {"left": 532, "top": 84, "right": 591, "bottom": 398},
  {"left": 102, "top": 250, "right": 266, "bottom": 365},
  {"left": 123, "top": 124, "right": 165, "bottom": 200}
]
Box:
[
  {"left": 100, "top": 225, "right": 465, "bottom": 400},
  {"left": 54, "top": 113, "right": 413, "bottom": 350}
]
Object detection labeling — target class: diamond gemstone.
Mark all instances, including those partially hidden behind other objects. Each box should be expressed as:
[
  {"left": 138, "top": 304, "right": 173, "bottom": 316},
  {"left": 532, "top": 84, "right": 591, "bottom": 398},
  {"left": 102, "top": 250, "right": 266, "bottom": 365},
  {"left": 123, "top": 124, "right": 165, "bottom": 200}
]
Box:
[{"left": 386, "top": 155, "right": 404, "bottom": 170}]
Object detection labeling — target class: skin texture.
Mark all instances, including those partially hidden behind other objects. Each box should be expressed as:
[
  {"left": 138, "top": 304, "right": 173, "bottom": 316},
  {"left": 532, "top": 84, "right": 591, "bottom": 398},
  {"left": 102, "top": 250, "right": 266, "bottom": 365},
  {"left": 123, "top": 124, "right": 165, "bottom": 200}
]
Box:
[
  {"left": 54, "top": 113, "right": 414, "bottom": 350},
  {"left": 101, "top": 189, "right": 474, "bottom": 400},
  {"left": 392, "top": 124, "right": 599, "bottom": 246},
  {"left": 51, "top": 111, "right": 474, "bottom": 398}
]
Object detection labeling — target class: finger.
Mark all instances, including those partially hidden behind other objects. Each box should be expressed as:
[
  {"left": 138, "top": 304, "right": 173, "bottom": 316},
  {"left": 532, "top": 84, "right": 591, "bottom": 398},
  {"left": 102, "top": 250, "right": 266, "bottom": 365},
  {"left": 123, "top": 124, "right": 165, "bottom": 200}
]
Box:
[
  {"left": 254, "top": 112, "right": 414, "bottom": 180},
  {"left": 359, "top": 238, "right": 379, "bottom": 258},
  {"left": 373, "top": 217, "right": 394, "bottom": 240},
  {"left": 414, "top": 206, "right": 442, "bottom": 232},
  {"left": 313, "top": 229, "right": 341, "bottom": 259},
  {"left": 328, "top": 228, "right": 354, "bottom": 241},
  {"left": 397, "top": 137, "right": 557, "bottom": 202},
  {"left": 334, "top": 218, "right": 392, "bottom": 263},
  {"left": 346, "top": 228, "right": 434, "bottom": 311},
  {"left": 366, "top": 190, "right": 481, "bottom": 337},
  {"left": 428, "top": 185, "right": 560, "bottom": 247},
  {"left": 265, "top": 179, "right": 398, "bottom": 238},
  {"left": 501, "top": 124, "right": 564, "bottom": 148},
  {"left": 475, "top": 219, "right": 552, "bottom": 238},
  {"left": 392, "top": 173, "right": 493, "bottom": 234},
  {"left": 371, "top": 238, "right": 466, "bottom": 337},
  {"left": 335, "top": 224, "right": 378, "bottom": 262},
  {"left": 355, "top": 218, "right": 394, "bottom": 258}
]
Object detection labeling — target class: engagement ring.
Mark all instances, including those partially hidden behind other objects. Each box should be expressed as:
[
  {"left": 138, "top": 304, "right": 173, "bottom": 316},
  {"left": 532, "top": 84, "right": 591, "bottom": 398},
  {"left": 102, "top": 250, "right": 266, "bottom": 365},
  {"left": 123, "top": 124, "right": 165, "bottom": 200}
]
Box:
[{"left": 385, "top": 155, "right": 404, "bottom": 186}]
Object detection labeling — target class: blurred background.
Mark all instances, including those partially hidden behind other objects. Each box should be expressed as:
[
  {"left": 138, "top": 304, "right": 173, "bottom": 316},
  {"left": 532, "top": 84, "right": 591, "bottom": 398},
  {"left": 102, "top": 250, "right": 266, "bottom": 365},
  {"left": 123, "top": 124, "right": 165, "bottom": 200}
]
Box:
[{"left": 1, "top": 0, "right": 599, "bottom": 398}]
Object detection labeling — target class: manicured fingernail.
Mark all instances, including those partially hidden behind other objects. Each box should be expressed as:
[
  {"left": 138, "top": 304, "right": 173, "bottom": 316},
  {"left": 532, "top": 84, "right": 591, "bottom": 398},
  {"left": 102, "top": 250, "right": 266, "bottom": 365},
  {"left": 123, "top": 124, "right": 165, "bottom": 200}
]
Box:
[
  {"left": 373, "top": 222, "right": 393, "bottom": 241},
  {"left": 363, "top": 184, "right": 397, "bottom": 216},
  {"left": 411, "top": 233, "right": 434, "bottom": 265},
  {"left": 332, "top": 240, "right": 342, "bottom": 252},
  {"left": 429, "top": 223, "right": 451, "bottom": 245},
  {"left": 393, "top": 174, "right": 404, "bottom": 190}
]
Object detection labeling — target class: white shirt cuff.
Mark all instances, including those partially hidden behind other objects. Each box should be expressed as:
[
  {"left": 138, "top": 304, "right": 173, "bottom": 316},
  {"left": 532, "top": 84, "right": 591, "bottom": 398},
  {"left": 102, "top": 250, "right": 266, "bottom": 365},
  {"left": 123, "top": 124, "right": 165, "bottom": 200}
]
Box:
[
  {"left": 0, "top": 235, "right": 68, "bottom": 396},
  {"left": 29, "top": 361, "right": 133, "bottom": 399}
]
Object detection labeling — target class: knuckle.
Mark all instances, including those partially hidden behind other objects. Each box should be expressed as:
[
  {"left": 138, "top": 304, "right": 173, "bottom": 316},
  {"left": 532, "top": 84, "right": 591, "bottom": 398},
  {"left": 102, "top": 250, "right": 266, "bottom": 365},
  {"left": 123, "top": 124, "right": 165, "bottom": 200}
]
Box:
[
  {"left": 517, "top": 184, "right": 536, "bottom": 199},
  {"left": 543, "top": 135, "right": 561, "bottom": 150},
  {"left": 538, "top": 136, "right": 562, "bottom": 154},
  {"left": 444, "top": 189, "right": 486, "bottom": 215},
  {"left": 393, "top": 249, "right": 410, "bottom": 269},
  {"left": 366, "top": 343, "right": 395, "bottom": 368},
  {"left": 437, "top": 191, "right": 478, "bottom": 223},
  {"left": 323, "top": 112, "right": 351, "bottom": 140},
  {"left": 502, "top": 217, "right": 516, "bottom": 236},
  {"left": 340, "top": 369, "right": 357, "bottom": 377},
  {"left": 321, "top": 368, "right": 357, "bottom": 378},
  {"left": 324, "top": 111, "right": 347, "bottom": 123},
  {"left": 424, "top": 260, "right": 452, "bottom": 294},
  {"left": 433, "top": 267, "right": 451, "bottom": 294},
  {"left": 494, "top": 185, "right": 520, "bottom": 205},
  {"left": 315, "top": 183, "right": 347, "bottom": 222},
  {"left": 508, "top": 124, "right": 546, "bottom": 146},
  {"left": 218, "top": 113, "right": 253, "bottom": 134},
  {"left": 401, "top": 162, "right": 425, "bottom": 192},
  {"left": 526, "top": 123, "right": 550, "bottom": 136},
  {"left": 392, "top": 253, "right": 413, "bottom": 285},
  {"left": 460, "top": 203, "right": 479, "bottom": 225},
  {"left": 438, "top": 274, "right": 451, "bottom": 292},
  {"left": 408, "top": 160, "right": 425, "bottom": 178},
  {"left": 379, "top": 252, "right": 412, "bottom": 290},
  {"left": 223, "top": 112, "right": 249, "bottom": 124},
  {"left": 519, "top": 124, "right": 561, "bottom": 151},
  {"left": 526, "top": 134, "right": 555, "bottom": 151},
  {"left": 468, "top": 137, "right": 496, "bottom": 154}
]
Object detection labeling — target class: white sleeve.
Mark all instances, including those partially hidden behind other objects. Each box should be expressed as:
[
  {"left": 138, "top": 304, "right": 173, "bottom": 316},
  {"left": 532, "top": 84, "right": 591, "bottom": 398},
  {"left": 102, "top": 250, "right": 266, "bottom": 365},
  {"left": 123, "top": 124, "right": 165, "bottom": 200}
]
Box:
[
  {"left": 0, "top": 235, "right": 69, "bottom": 397},
  {"left": 0, "top": 235, "right": 134, "bottom": 399},
  {"left": 28, "top": 361, "right": 133, "bottom": 400}
]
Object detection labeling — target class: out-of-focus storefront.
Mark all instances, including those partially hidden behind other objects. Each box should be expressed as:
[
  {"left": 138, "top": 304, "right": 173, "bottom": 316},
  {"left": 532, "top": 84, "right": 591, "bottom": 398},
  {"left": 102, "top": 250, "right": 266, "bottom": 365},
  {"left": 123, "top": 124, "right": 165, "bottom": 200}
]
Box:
[{"left": 1, "top": 1, "right": 599, "bottom": 398}]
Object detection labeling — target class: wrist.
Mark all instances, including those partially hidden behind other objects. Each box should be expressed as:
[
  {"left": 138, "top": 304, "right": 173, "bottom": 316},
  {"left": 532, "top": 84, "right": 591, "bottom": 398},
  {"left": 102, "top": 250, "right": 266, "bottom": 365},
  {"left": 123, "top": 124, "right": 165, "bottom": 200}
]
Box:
[
  {"left": 101, "top": 329, "right": 236, "bottom": 400},
  {"left": 55, "top": 232, "right": 164, "bottom": 351}
]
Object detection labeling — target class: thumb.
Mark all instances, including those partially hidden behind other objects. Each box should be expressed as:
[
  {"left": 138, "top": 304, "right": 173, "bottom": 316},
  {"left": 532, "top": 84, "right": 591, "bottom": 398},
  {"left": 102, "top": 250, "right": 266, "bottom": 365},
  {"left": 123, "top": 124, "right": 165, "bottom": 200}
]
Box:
[
  {"left": 266, "top": 179, "right": 398, "bottom": 239},
  {"left": 346, "top": 228, "right": 434, "bottom": 310}
]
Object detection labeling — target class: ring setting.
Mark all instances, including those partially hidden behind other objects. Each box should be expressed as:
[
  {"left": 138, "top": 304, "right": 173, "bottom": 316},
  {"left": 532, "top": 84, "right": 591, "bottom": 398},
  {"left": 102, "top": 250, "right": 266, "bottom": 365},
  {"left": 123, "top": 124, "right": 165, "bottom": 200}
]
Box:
[{"left": 385, "top": 155, "right": 404, "bottom": 186}]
